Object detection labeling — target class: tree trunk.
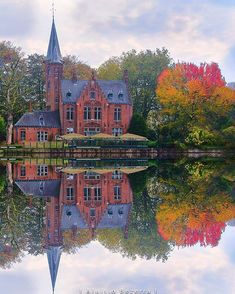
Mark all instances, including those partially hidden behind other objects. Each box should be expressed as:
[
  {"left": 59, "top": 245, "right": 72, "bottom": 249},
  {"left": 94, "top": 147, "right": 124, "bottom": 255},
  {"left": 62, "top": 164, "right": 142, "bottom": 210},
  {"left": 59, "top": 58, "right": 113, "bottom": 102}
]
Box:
[
  {"left": 6, "top": 162, "right": 13, "bottom": 196},
  {"left": 6, "top": 113, "right": 13, "bottom": 145}
]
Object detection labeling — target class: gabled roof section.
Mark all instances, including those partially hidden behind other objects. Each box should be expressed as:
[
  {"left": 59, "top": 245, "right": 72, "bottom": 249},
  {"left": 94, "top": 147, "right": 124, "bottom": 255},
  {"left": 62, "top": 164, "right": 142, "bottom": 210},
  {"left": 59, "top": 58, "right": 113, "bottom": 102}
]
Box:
[
  {"left": 61, "top": 205, "right": 88, "bottom": 230},
  {"left": 97, "top": 80, "right": 131, "bottom": 104},
  {"left": 15, "top": 111, "right": 61, "bottom": 128},
  {"left": 61, "top": 80, "right": 88, "bottom": 103},
  {"left": 97, "top": 204, "right": 132, "bottom": 229},
  {"left": 47, "top": 246, "right": 62, "bottom": 293},
  {"left": 15, "top": 180, "right": 61, "bottom": 198},
  {"left": 46, "top": 19, "right": 63, "bottom": 64},
  {"left": 61, "top": 79, "right": 131, "bottom": 105}
]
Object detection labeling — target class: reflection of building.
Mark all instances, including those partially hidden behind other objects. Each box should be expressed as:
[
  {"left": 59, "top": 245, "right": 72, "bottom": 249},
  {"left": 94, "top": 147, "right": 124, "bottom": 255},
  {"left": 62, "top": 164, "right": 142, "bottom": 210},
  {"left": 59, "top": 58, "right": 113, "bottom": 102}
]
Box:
[{"left": 14, "top": 162, "right": 133, "bottom": 292}]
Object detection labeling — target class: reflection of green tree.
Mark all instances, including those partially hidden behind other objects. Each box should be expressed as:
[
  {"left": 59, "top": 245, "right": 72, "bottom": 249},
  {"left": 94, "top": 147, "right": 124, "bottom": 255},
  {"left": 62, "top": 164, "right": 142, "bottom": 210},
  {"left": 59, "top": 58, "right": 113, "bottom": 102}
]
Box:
[
  {"left": 0, "top": 165, "right": 44, "bottom": 268},
  {"left": 97, "top": 167, "right": 172, "bottom": 261}
]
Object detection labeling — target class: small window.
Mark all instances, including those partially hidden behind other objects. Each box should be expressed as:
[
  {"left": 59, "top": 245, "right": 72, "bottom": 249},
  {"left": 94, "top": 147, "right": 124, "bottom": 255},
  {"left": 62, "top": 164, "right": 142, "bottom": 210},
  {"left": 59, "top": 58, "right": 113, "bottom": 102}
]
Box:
[
  {"left": 84, "top": 106, "right": 91, "bottom": 120},
  {"left": 114, "top": 186, "right": 121, "bottom": 200},
  {"left": 37, "top": 131, "right": 48, "bottom": 142},
  {"left": 66, "top": 128, "right": 74, "bottom": 134},
  {"left": 66, "top": 107, "right": 74, "bottom": 120},
  {"left": 94, "top": 107, "right": 101, "bottom": 120},
  {"left": 84, "top": 172, "right": 100, "bottom": 180},
  {"left": 118, "top": 208, "right": 124, "bottom": 215},
  {"left": 114, "top": 108, "right": 121, "bottom": 121},
  {"left": 108, "top": 208, "right": 113, "bottom": 215},
  {"left": 112, "top": 128, "right": 123, "bottom": 137},
  {"left": 94, "top": 187, "right": 102, "bottom": 201},
  {"left": 66, "top": 90, "right": 72, "bottom": 98},
  {"left": 66, "top": 187, "right": 74, "bottom": 201},
  {"left": 90, "top": 208, "right": 95, "bottom": 217},
  {"left": 20, "top": 165, "right": 26, "bottom": 177},
  {"left": 84, "top": 187, "right": 91, "bottom": 201},
  {"left": 39, "top": 115, "right": 44, "bottom": 126},
  {"left": 37, "top": 165, "right": 48, "bottom": 176},
  {"left": 118, "top": 92, "right": 124, "bottom": 100},
  {"left": 55, "top": 97, "right": 59, "bottom": 103},
  {"left": 66, "top": 210, "right": 72, "bottom": 217},
  {"left": 90, "top": 91, "right": 96, "bottom": 99},
  {"left": 108, "top": 92, "right": 113, "bottom": 99},
  {"left": 20, "top": 130, "right": 26, "bottom": 141},
  {"left": 39, "top": 182, "right": 44, "bottom": 194},
  {"left": 112, "top": 170, "right": 122, "bottom": 179}
]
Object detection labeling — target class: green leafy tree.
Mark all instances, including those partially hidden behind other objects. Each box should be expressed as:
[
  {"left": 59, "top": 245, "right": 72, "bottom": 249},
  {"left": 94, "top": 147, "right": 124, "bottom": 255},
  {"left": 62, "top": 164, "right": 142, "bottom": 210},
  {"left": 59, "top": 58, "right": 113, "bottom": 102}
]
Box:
[
  {"left": 98, "top": 48, "right": 172, "bottom": 118},
  {"left": 0, "top": 115, "right": 5, "bottom": 142},
  {"left": 24, "top": 54, "right": 46, "bottom": 110},
  {"left": 128, "top": 113, "right": 148, "bottom": 137},
  {"left": 0, "top": 41, "right": 28, "bottom": 144}
]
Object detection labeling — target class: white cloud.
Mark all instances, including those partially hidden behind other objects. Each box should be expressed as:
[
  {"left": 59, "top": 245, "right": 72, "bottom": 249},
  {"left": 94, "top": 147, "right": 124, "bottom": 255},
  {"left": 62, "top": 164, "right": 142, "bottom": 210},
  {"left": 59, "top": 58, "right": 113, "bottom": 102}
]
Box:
[{"left": 0, "top": 0, "right": 234, "bottom": 81}]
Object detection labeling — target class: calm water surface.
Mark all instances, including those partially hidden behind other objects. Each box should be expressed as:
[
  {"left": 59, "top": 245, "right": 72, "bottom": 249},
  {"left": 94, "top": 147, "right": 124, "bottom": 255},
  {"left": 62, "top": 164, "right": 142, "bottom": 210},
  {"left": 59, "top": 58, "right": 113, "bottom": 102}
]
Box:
[{"left": 0, "top": 158, "right": 234, "bottom": 294}]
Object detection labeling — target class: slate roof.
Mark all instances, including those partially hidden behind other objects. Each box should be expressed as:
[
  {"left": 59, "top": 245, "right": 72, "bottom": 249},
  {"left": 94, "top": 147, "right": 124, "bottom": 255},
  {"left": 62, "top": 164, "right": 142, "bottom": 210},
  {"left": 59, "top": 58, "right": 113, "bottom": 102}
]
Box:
[
  {"left": 15, "top": 111, "right": 61, "bottom": 128},
  {"left": 61, "top": 203, "right": 131, "bottom": 230},
  {"left": 61, "top": 80, "right": 88, "bottom": 103},
  {"left": 46, "top": 19, "right": 63, "bottom": 64},
  {"left": 61, "top": 205, "right": 87, "bottom": 230},
  {"left": 15, "top": 180, "right": 61, "bottom": 197},
  {"left": 61, "top": 79, "right": 131, "bottom": 105},
  {"left": 97, "top": 204, "right": 131, "bottom": 229}
]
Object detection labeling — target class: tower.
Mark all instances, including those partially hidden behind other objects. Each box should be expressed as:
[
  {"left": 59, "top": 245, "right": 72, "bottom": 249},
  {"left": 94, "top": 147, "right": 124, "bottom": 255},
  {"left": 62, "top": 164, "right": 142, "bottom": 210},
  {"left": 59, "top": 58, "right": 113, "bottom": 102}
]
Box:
[
  {"left": 45, "top": 195, "right": 63, "bottom": 293},
  {"left": 45, "top": 18, "right": 63, "bottom": 111}
]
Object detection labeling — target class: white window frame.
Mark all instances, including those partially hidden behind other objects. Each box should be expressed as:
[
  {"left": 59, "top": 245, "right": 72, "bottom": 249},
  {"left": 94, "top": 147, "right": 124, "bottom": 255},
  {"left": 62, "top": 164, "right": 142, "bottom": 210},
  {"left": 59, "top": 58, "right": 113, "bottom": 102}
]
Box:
[
  {"left": 37, "top": 131, "right": 48, "bottom": 142},
  {"left": 37, "top": 165, "right": 48, "bottom": 176}
]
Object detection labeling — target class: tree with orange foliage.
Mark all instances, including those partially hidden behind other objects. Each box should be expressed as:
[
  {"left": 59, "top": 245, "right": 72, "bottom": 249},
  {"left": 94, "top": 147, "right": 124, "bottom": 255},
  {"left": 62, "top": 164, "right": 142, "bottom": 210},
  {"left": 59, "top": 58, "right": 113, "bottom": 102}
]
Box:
[{"left": 156, "top": 62, "right": 235, "bottom": 147}]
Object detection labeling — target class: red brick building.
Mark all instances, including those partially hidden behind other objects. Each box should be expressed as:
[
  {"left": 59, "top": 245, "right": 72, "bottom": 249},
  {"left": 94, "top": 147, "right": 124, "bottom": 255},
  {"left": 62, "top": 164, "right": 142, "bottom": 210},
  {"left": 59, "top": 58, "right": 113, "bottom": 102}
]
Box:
[
  {"left": 14, "top": 19, "right": 133, "bottom": 144},
  {"left": 14, "top": 161, "right": 133, "bottom": 291}
]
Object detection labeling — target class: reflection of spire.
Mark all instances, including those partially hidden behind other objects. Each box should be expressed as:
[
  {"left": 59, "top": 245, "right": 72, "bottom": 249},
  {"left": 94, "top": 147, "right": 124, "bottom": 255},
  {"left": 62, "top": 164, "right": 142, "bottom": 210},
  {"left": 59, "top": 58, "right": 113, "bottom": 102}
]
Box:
[{"left": 47, "top": 246, "right": 62, "bottom": 293}]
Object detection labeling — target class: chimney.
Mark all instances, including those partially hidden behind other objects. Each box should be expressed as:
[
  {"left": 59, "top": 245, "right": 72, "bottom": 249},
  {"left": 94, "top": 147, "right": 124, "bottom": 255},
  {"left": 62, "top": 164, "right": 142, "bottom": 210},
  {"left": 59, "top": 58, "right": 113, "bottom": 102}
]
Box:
[
  {"left": 123, "top": 69, "right": 129, "bottom": 85},
  {"left": 29, "top": 101, "right": 33, "bottom": 112},
  {"left": 71, "top": 67, "right": 78, "bottom": 83}
]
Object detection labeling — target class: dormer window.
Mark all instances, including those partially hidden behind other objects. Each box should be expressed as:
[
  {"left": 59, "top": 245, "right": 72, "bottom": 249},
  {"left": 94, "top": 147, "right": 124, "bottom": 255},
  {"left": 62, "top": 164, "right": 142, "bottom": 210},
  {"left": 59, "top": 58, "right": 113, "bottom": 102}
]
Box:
[
  {"left": 108, "top": 208, "right": 113, "bottom": 215},
  {"left": 39, "top": 115, "right": 44, "bottom": 126},
  {"left": 118, "top": 208, "right": 124, "bottom": 215},
  {"left": 39, "top": 182, "right": 44, "bottom": 194},
  {"left": 108, "top": 92, "right": 113, "bottom": 99},
  {"left": 66, "top": 90, "right": 72, "bottom": 98},
  {"left": 66, "top": 210, "right": 72, "bottom": 217},
  {"left": 90, "top": 91, "right": 96, "bottom": 99},
  {"left": 118, "top": 91, "right": 124, "bottom": 100}
]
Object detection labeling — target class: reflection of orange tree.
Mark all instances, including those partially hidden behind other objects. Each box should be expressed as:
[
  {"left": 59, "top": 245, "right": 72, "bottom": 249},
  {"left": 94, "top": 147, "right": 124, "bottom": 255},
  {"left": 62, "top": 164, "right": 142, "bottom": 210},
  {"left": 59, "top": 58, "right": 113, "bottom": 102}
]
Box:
[{"left": 156, "top": 192, "right": 235, "bottom": 247}]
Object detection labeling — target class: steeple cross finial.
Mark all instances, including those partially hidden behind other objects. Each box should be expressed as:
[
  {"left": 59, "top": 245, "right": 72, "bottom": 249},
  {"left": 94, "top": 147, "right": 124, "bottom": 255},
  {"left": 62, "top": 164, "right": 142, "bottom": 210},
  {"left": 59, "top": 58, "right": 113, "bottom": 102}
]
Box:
[{"left": 52, "top": 0, "right": 56, "bottom": 20}]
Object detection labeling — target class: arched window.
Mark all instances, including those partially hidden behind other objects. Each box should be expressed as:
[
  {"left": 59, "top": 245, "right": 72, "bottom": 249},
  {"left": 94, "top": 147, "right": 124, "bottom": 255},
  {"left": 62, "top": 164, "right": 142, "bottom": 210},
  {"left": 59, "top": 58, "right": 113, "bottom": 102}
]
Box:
[{"left": 66, "top": 107, "right": 74, "bottom": 120}]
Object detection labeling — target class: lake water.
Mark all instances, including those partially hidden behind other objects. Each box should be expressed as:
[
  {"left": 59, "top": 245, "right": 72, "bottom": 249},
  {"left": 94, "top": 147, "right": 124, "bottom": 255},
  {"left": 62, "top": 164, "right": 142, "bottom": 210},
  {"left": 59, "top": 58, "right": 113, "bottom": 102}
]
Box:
[{"left": 0, "top": 158, "right": 234, "bottom": 294}]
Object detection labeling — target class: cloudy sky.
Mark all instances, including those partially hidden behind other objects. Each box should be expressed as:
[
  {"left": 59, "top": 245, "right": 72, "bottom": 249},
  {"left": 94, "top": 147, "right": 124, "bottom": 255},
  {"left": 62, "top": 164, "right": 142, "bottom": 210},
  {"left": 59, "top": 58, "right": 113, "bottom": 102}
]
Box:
[
  {"left": 1, "top": 226, "right": 235, "bottom": 294},
  {"left": 0, "top": 0, "right": 235, "bottom": 82}
]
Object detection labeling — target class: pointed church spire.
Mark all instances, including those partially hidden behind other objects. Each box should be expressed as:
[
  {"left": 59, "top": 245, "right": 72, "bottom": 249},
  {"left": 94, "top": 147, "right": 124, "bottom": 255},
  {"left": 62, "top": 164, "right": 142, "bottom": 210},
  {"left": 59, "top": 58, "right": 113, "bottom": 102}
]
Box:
[
  {"left": 47, "top": 246, "right": 62, "bottom": 293},
  {"left": 46, "top": 18, "right": 63, "bottom": 64}
]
